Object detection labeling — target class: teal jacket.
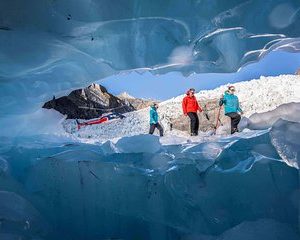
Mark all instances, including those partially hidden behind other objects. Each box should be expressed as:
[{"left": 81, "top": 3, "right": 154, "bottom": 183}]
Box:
[
  {"left": 220, "top": 91, "right": 243, "bottom": 114},
  {"left": 149, "top": 106, "right": 159, "bottom": 124}
]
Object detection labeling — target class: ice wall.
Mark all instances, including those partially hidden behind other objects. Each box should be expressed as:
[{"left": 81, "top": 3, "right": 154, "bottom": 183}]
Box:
[{"left": 0, "top": 128, "right": 299, "bottom": 239}]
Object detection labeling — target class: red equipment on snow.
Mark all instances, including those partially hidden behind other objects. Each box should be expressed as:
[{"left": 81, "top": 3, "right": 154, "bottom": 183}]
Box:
[{"left": 76, "top": 113, "right": 125, "bottom": 130}]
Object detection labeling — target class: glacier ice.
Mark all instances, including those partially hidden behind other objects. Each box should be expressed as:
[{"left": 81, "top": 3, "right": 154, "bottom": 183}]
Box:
[
  {"left": 0, "top": 0, "right": 300, "bottom": 239},
  {"left": 240, "top": 102, "right": 300, "bottom": 130},
  {"left": 182, "top": 219, "right": 300, "bottom": 240},
  {"left": 115, "top": 134, "right": 162, "bottom": 153},
  {"left": 1, "top": 0, "right": 300, "bottom": 122},
  {"left": 270, "top": 119, "right": 300, "bottom": 169},
  {"left": 0, "top": 191, "right": 50, "bottom": 239},
  {"left": 0, "top": 126, "right": 299, "bottom": 239}
]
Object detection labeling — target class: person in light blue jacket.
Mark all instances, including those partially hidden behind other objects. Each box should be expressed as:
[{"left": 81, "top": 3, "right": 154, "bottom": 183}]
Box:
[
  {"left": 149, "top": 103, "right": 164, "bottom": 136},
  {"left": 219, "top": 85, "right": 244, "bottom": 134}
]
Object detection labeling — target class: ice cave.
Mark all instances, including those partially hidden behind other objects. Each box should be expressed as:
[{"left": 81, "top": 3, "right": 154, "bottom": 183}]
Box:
[{"left": 0, "top": 1, "right": 299, "bottom": 239}]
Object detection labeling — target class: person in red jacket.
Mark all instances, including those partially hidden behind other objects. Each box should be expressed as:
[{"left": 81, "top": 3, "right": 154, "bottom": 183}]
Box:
[{"left": 182, "top": 88, "right": 203, "bottom": 136}]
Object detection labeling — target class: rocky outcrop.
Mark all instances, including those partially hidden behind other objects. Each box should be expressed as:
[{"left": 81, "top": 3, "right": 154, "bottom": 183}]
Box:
[
  {"left": 117, "top": 92, "right": 158, "bottom": 110},
  {"left": 43, "top": 83, "right": 134, "bottom": 119},
  {"left": 171, "top": 98, "right": 231, "bottom": 133}
]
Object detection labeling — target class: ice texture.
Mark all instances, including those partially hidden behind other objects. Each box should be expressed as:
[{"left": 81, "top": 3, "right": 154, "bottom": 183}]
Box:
[
  {"left": 0, "top": 191, "right": 49, "bottom": 239},
  {"left": 115, "top": 134, "right": 162, "bottom": 153},
  {"left": 1, "top": 0, "right": 300, "bottom": 122},
  {"left": 0, "top": 126, "right": 299, "bottom": 239},
  {"left": 241, "top": 102, "right": 300, "bottom": 130},
  {"left": 270, "top": 119, "right": 300, "bottom": 169}
]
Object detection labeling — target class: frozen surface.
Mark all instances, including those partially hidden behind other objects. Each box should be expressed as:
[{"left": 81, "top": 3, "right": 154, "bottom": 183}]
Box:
[
  {"left": 0, "top": 125, "right": 299, "bottom": 239},
  {"left": 115, "top": 134, "right": 161, "bottom": 153}
]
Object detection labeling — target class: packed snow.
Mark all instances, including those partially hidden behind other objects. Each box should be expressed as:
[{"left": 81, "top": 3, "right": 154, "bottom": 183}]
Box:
[{"left": 65, "top": 74, "right": 300, "bottom": 143}]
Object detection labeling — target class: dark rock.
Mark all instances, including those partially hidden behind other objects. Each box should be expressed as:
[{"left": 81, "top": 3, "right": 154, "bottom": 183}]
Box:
[{"left": 43, "top": 83, "right": 134, "bottom": 119}]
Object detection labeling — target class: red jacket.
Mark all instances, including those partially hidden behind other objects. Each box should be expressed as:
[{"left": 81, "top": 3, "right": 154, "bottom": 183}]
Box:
[{"left": 182, "top": 95, "right": 202, "bottom": 114}]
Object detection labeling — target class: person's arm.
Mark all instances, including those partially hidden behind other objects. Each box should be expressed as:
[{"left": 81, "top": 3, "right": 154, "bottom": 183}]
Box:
[
  {"left": 219, "top": 93, "right": 226, "bottom": 106},
  {"left": 196, "top": 100, "right": 203, "bottom": 112},
  {"left": 182, "top": 97, "right": 187, "bottom": 115},
  {"left": 219, "top": 96, "right": 225, "bottom": 107}
]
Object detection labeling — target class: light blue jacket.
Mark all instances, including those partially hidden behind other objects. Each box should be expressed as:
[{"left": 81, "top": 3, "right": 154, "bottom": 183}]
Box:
[
  {"left": 149, "top": 106, "right": 159, "bottom": 124},
  {"left": 220, "top": 91, "right": 243, "bottom": 114}
]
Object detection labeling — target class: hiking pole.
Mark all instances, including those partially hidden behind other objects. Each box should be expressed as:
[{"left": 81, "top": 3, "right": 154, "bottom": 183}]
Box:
[
  {"left": 214, "top": 105, "right": 222, "bottom": 132},
  {"left": 204, "top": 113, "right": 210, "bottom": 121},
  {"left": 203, "top": 104, "right": 210, "bottom": 121}
]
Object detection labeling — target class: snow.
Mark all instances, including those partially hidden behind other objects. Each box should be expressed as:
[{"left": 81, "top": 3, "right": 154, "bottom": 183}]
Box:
[
  {"left": 67, "top": 74, "right": 300, "bottom": 143},
  {"left": 1, "top": 108, "right": 67, "bottom": 137},
  {"left": 117, "top": 91, "right": 136, "bottom": 99}
]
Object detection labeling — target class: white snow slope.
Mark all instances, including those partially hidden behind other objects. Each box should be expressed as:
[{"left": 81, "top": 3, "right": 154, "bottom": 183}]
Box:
[{"left": 64, "top": 75, "right": 300, "bottom": 143}]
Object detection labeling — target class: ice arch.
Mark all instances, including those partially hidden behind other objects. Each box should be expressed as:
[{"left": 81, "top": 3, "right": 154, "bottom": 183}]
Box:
[
  {"left": 0, "top": 0, "right": 300, "bottom": 133},
  {"left": 0, "top": 2, "right": 299, "bottom": 239}
]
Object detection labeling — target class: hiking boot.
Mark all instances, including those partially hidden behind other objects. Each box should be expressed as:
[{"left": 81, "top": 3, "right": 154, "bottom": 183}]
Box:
[{"left": 231, "top": 128, "right": 239, "bottom": 134}]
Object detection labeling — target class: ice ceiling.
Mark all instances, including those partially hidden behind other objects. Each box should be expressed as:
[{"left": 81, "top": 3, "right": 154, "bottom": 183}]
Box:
[{"left": 1, "top": 0, "right": 300, "bottom": 121}]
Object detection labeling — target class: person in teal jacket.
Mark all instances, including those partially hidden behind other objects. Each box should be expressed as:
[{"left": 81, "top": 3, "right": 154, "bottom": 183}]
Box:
[
  {"left": 149, "top": 103, "right": 164, "bottom": 136},
  {"left": 219, "top": 85, "right": 244, "bottom": 134}
]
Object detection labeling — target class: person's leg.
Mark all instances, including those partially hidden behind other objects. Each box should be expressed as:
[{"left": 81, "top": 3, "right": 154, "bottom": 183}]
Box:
[
  {"left": 194, "top": 113, "right": 199, "bottom": 135},
  {"left": 231, "top": 113, "right": 241, "bottom": 132},
  {"left": 149, "top": 124, "right": 155, "bottom": 134},
  {"left": 226, "top": 112, "right": 240, "bottom": 134},
  {"left": 225, "top": 113, "right": 235, "bottom": 134},
  {"left": 156, "top": 123, "right": 164, "bottom": 136},
  {"left": 187, "top": 112, "right": 196, "bottom": 135}
]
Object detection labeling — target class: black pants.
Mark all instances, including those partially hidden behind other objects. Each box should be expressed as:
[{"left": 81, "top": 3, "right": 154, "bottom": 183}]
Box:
[
  {"left": 149, "top": 123, "right": 164, "bottom": 136},
  {"left": 187, "top": 112, "right": 199, "bottom": 135},
  {"left": 225, "top": 112, "right": 241, "bottom": 134}
]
